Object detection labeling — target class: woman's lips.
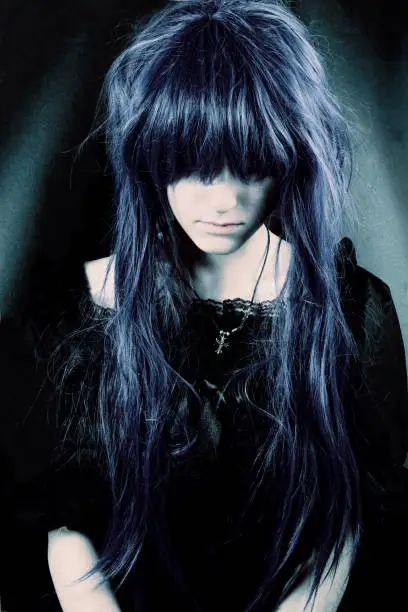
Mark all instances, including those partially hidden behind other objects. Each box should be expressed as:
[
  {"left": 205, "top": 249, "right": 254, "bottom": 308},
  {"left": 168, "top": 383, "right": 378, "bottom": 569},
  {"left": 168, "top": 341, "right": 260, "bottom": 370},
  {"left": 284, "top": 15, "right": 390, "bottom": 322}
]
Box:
[
  {"left": 203, "top": 221, "right": 243, "bottom": 226},
  {"left": 201, "top": 222, "right": 244, "bottom": 234}
]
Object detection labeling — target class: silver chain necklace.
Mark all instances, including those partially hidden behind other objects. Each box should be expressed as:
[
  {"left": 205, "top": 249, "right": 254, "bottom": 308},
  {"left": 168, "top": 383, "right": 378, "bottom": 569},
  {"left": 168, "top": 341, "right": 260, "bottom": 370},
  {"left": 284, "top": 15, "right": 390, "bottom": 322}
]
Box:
[{"left": 193, "top": 225, "right": 271, "bottom": 355}]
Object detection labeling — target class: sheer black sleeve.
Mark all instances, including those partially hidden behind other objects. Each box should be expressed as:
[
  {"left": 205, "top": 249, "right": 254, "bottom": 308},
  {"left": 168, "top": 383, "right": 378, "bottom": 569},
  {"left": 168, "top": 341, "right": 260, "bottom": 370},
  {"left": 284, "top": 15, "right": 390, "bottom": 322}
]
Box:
[{"left": 0, "top": 314, "right": 111, "bottom": 610}]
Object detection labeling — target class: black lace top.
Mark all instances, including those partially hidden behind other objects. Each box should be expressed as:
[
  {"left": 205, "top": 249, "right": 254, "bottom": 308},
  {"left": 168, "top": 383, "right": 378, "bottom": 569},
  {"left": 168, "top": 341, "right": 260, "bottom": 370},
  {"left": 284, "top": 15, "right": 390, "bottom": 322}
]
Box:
[{"left": 0, "top": 238, "right": 407, "bottom": 611}]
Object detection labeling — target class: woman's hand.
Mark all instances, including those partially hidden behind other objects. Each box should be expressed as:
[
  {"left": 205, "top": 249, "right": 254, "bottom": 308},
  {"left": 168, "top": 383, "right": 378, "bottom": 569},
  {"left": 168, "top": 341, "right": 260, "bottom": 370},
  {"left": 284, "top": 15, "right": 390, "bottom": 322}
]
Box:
[{"left": 47, "top": 527, "right": 122, "bottom": 612}]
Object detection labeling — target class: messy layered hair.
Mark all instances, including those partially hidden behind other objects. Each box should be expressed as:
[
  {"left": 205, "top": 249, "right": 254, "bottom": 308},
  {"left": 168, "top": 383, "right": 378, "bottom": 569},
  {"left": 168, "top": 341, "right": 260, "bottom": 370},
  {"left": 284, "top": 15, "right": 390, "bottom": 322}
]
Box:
[{"left": 51, "top": 0, "right": 367, "bottom": 609}]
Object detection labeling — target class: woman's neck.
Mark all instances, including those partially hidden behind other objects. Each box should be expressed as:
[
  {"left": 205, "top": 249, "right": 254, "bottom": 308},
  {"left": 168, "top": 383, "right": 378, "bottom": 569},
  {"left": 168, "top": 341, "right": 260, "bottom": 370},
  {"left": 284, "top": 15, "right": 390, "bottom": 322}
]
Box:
[{"left": 191, "top": 229, "right": 291, "bottom": 303}]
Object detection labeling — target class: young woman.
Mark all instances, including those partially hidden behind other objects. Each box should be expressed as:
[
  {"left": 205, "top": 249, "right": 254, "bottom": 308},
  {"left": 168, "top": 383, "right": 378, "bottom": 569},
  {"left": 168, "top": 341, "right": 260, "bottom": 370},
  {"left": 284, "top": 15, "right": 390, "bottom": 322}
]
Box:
[{"left": 8, "top": 0, "right": 407, "bottom": 610}]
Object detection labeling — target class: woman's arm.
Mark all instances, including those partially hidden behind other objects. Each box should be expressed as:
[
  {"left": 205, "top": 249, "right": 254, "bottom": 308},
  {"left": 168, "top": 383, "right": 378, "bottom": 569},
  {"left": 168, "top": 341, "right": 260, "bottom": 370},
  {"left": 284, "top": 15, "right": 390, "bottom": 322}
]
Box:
[
  {"left": 48, "top": 527, "right": 121, "bottom": 612},
  {"left": 48, "top": 527, "right": 353, "bottom": 612},
  {"left": 276, "top": 531, "right": 354, "bottom": 612}
]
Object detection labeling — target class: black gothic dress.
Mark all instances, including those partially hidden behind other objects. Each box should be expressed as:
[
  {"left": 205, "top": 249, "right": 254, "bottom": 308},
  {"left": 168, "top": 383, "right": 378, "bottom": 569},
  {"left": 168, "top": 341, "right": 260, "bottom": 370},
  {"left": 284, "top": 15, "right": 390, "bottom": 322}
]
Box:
[{"left": 0, "top": 237, "right": 407, "bottom": 611}]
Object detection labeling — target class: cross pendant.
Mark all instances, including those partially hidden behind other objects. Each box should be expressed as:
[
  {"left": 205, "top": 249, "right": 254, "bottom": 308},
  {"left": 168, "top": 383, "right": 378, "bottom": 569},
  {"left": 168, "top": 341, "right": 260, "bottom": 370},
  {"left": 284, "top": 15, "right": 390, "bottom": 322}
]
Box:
[{"left": 215, "top": 330, "right": 230, "bottom": 355}]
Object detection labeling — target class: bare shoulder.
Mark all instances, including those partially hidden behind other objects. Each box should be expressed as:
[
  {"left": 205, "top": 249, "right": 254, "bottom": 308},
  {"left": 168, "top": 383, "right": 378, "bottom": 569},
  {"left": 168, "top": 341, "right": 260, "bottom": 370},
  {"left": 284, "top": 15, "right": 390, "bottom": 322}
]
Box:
[
  {"left": 84, "top": 254, "right": 168, "bottom": 309},
  {"left": 84, "top": 255, "right": 116, "bottom": 309}
]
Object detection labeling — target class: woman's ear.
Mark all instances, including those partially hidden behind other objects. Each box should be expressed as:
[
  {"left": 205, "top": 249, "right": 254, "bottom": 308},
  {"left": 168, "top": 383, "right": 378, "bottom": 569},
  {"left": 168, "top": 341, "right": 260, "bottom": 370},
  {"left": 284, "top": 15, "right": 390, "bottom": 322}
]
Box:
[{"left": 84, "top": 255, "right": 115, "bottom": 309}]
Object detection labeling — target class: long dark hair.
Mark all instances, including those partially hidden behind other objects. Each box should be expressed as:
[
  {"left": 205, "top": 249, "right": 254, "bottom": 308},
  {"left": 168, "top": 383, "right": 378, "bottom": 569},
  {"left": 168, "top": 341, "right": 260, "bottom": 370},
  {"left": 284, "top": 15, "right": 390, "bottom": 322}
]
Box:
[{"left": 50, "top": 1, "right": 368, "bottom": 609}]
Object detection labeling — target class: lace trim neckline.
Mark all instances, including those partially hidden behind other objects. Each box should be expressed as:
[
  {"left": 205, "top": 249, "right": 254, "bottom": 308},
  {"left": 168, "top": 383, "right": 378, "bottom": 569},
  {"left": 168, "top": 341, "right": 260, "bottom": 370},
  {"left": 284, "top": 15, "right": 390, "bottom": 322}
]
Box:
[{"left": 191, "top": 295, "right": 284, "bottom": 315}]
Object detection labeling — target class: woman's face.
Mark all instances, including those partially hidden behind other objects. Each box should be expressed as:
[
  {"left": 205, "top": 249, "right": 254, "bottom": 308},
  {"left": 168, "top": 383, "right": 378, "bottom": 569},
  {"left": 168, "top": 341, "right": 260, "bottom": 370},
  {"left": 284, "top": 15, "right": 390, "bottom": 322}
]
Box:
[{"left": 166, "top": 166, "right": 277, "bottom": 257}]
